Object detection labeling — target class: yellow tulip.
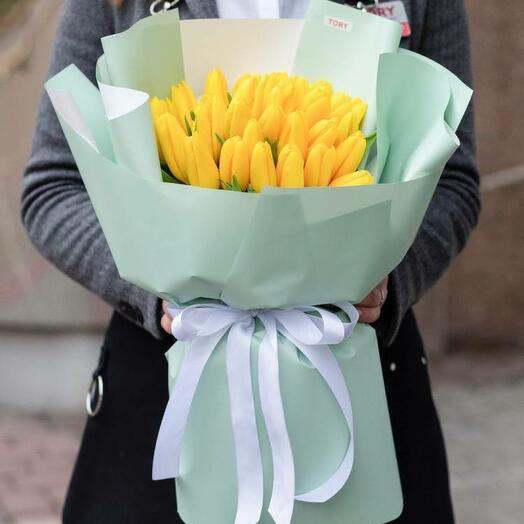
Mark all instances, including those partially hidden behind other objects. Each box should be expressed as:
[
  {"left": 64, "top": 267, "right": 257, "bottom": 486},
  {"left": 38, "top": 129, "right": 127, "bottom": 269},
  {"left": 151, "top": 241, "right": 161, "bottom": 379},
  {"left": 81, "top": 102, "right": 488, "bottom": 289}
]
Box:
[
  {"left": 333, "top": 131, "right": 366, "bottom": 179},
  {"left": 243, "top": 119, "right": 263, "bottom": 162},
  {"left": 267, "top": 85, "right": 286, "bottom": 108},
  {"left": 193, "top": 97, "right": 213, "bottom": 155},
  {"left": 330, "top": 101, "right": 353, "bottom": 120},
  {"left": 331, "top": 91, "right": 352, "bottom": 111},
  {"left": 150, "top": 96, "right": 173, "bottom": 121},
  {"left": 329, "top": 170, "right": 374, "bottom": 187},
  {"left": 335, "top": 112, "right": 354, "bottom": 145},
  {"left": 279, "top": 111, "right": 308, "bottom": 157},
  {"left": 302, "top": 81, "right": 333, "bottom": 108},
  {"left": 171, "top": 81, "right": 197, "bottom": 129},
  {"left": 304, "top": 143, "right": 336, "bottom": 186},
  {"left": 194, "top": 94, "right": 226, "bottom": 162},
  {"left": 250, "top": 141, "right": 277, "bottom": 192},
  {"left": 276, "top": 145, "right": 304, "bottom": 188},
  {"left": 233, "top": 74, "right": 260, "bottom": 105},
  {"left": 219, "top": 136, "right": 250, "bottom": 191},
  {"left": 349, "top": 99, "right": 368, "bottom": 133},
  {"left": 276, "top": 144, "right": 300, "bottom": 185},
  {"left": 304, "top": 95, "right": 331, "bottom": 127},
  {"left": 262, "top": 73, "right": 286, "bottom": 110},
  {"left": 308, "top": 119, "right": 329, "bottom": 145},
  {"left": 251, "top": 76, "right": 268, "bottom": 118},
  {"left": 278, "top": 80, "right": 296, "bottom": 111},
  {"left": 259, "top": 104, "right": 285, "bottom": 143},
  {"left": 288, "top": 76, "right": 310, "bottom": 111},
  {"left": 205, "top": 69, "right": 229, "bottom": 107},
  {"left": 184, "top": 132, "right": 220, "bottom": 189},
  {"left": 179, "top": 81, "right": 197, "bottom": 110},
  {"left": 225, "top": 97, "right": 250, "bottom": 138},
  {"left": 150, "top": 97, "right": 170, "bottom": 162},
  {"left": 156, "top": 113, "right": 188, "bottom": 183},
  {"left": 219, "top": 136, "right": 240, "bottom": 185},
  {"left": 308, "top": 118, "right": 339, "bottom": 150}
]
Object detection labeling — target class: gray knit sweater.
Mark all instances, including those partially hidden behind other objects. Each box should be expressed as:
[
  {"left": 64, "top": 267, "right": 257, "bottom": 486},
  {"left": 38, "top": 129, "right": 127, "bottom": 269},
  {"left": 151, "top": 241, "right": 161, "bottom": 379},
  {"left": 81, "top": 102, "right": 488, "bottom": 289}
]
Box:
[{"left": 21, "top": 0, "right": 480, "bottom": 345}]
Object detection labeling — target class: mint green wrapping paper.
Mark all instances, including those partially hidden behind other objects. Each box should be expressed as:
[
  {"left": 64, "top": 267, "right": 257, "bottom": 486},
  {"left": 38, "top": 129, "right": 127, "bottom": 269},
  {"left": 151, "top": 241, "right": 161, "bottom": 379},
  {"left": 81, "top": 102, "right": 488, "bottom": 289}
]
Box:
[
  {"left": 45, "top": 1, "right": 472, "bottom": 522},
  {"left": 168, "top": 324, "right": 401, "bottom": 524}
]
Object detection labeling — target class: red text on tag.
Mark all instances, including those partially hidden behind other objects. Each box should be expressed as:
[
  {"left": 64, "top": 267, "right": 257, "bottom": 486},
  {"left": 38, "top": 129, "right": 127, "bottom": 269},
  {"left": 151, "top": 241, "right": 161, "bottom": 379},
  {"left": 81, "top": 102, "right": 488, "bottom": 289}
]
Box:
[{"left": 366, "top": 1, "right": 411, "bottom": 37}]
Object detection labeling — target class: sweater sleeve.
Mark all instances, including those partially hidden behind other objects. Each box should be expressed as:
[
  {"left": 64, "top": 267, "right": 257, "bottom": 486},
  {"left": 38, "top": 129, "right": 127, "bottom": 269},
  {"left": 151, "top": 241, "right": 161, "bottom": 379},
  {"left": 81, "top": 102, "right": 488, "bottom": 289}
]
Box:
[
  {"left": 21, "top": 0, "right": 164, "bottom": 338},
  {"left": 374, "top": 0, "right": 481, "bottom": 346}
]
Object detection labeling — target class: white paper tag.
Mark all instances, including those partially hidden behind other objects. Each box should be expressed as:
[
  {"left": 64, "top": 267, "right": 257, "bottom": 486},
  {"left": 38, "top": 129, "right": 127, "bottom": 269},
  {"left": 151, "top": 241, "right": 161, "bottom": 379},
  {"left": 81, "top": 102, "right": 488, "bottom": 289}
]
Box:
[
  {"left": 324, "top": 15, "right": 353, "bottom": 32},
  {"left": 366, "top": 1, "right": 411, "bottom": 37}
]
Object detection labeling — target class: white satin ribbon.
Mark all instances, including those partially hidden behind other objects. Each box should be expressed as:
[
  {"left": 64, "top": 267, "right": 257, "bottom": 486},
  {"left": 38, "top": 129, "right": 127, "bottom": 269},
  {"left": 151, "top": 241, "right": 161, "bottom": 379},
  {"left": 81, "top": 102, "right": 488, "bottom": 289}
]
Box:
[{"left": 153, "top": 302, "right": 359, "bottom": 524}]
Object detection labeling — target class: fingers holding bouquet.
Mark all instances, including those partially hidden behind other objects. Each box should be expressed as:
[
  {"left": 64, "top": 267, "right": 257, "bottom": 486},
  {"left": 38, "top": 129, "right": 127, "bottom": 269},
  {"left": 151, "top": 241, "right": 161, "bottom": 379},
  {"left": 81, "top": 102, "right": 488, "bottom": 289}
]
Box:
[
  {"left": 355, "top": 277, "right": 389, "bottom": 324},
  {"left": 161, "top": 276, "right": 389, "bottom": 336}
]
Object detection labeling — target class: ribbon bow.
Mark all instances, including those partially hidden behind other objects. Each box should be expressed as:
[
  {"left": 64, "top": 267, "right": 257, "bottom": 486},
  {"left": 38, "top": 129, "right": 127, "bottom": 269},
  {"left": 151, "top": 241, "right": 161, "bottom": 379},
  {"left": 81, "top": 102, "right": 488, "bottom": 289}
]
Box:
[{"left": 153, "top": 302, "right": 359, "bottom": 524}]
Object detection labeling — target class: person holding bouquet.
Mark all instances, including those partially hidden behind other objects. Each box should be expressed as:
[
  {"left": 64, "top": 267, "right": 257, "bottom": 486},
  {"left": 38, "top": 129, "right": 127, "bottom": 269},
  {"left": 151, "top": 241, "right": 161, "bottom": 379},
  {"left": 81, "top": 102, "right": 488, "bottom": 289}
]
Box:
[{"left": 22, "top": 0, "right": 480, "bottom": 523}]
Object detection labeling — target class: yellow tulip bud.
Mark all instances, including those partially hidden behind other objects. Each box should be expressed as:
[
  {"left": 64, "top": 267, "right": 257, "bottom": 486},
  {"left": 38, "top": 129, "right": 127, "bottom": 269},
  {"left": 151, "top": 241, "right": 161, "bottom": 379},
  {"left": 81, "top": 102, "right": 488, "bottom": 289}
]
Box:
[
  {"left": 251, "top": 76, "right": 268, "bottom": 118},
  {"left": 279, "top": 111, "right": 308, "bottom": 157},
  {"left": 250, "top": 141, "right": 277, "bottom": 192},
  {"left": 219, "top": 136, "right": 250, "bottom": 191},
  {"left": 179, "top": 81, "right": 197, "bottom": 111},
  {"left": 308, "top": 119, "right": 329, "bottom": 145},
  {"left": 156, "top": 113, "right": 188, "bottom": 183},
  {"left": 304, "top": 95, "right": 331, "bottom": 127},
  {"left": 262, "top": 73, "right": 285, "bottom": 109},
  {"left": 335, "top": 112, "right": 354, "bottom": 146},
  {"left": 233, "top": 74, "right": 251, "bottom": 93},
  {"left": 259, "top": 104, "right": 285, "bottom": 143},
  {"left": 331, "top": 92, "right": 351, "bottom": 111},
  {"left": 194, "top": 94, "right": 226, "bottom": 162},
  {"left": 151, "top": 97, "right": 169, "bottom": 162},
  {"left": 171, "top": 82, "right": 196, "bottom": 129},
  {"left": 284, "top": 76, "right": 309, "bottom": 112},
  {"left": 219, "top": 136, "right": 240, "bottom": 185},
  {"left": 277, "top": 146, "right": 304, "bottom": 188},
  {"left": 333, "top": 131, "right": 366, "bottom": 179},
  {"left": 267, "top": 85, "right": 286, "bottom": 108},
  {"left": 193, "top": 97, "right": 213, "bottom": 156},
  {"left": 205, "top": 69, "right": 229, "bottom": 107},
  {"left": 329, "top": 170, "right": 374, "bottom": 187},
  {"left": 243, "top": 119, "right": 263, "bottom": 162},
  {"left": 184, "top": 132, "right": 220, "bottom": 189},
  {"left": 308, "top": 118, "right": 339, "bottom": 150},
  {"left": 349, "top": 100, "right": 368, "bottom": 133},
  {"left": 276, "top": 144, "right": 301, "bottom": 186},
  {"left": 279, "top": 80, "right": 295, "bottom": 111},
  {"left": 233, "top": 74, "right": 260, "bottom": 105},
  {"left": 225, "top": 97, "right": 250, "bottom": 138},
  {"left": 302, "top": 81, "right": 333, "bottom": 108},
  {"left": 330, "top": 101, "right": 353, "bottom": 120},
  {"left": 304, "top": 143, "right": 336, "bottom": 187}
]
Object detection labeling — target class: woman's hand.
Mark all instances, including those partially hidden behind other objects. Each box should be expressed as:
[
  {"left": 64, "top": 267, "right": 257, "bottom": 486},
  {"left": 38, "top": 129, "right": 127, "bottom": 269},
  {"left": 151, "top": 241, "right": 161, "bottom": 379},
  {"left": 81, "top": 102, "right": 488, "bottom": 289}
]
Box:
[
  {"left": 160, "top": 277, "right": 389, "bottom": 334},
  {"left": 160, "top": 300, "right": 174, "bottom": 334},
  {"left": 355, "top": 277, "right": 389, "bottom": 324}
]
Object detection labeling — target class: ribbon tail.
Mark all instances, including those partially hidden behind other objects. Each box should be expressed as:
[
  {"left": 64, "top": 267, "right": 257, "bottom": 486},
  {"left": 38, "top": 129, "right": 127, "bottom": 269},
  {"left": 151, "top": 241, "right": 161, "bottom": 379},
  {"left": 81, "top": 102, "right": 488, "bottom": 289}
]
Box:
[
  {"left": 259, "top": 316, "right": 295, "bottom": 524},
  {"left": 292, "top": 342, "right": 355, "bottom": 503},
  {"left": 152, "top": 330, "right": 226, "bottom": 480},
  {"left": 227, "top": 321, "right": 264, "bottom": 524}
]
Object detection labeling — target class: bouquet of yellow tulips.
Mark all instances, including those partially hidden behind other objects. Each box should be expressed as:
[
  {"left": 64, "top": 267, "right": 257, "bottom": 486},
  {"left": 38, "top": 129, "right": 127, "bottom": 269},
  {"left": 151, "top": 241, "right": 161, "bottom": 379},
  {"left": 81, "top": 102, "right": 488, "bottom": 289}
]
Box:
[
  {"left": 151, "top": 70, "right": 374, "bottom": 191},
  {"left": 45, "top": 1, "right": 473, "bottom": 522}
]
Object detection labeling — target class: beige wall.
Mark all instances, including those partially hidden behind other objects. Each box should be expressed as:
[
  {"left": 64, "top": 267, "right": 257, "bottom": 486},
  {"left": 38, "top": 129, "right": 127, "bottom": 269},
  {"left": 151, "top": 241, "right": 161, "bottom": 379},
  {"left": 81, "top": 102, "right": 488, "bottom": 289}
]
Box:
[{"left": 447, "top": 1, "right": 524, "bottom": 349}]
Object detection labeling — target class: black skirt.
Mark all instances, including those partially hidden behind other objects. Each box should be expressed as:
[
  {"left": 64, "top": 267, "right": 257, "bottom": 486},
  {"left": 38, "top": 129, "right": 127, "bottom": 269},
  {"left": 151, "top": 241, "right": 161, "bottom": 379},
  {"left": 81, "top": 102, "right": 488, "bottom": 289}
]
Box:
[{"left": 63, "top": 310, "right": 454, "bottom": 523}]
